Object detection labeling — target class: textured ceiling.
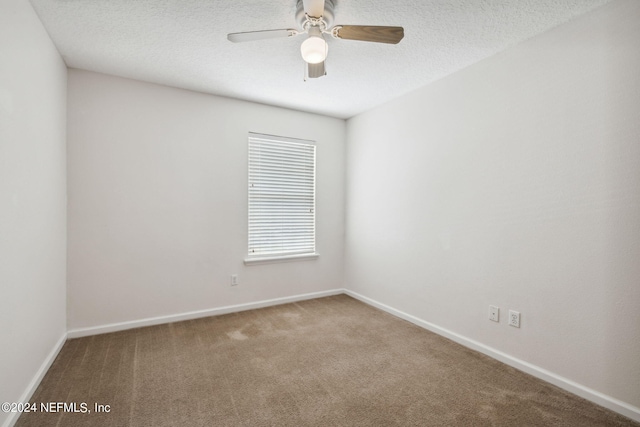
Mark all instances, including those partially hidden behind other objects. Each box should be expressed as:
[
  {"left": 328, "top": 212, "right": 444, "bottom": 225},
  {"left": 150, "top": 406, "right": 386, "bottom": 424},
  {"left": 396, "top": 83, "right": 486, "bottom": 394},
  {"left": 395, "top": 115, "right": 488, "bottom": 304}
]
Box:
[{"left": 30, "top": 0, "right": 611, "bottom": 118}]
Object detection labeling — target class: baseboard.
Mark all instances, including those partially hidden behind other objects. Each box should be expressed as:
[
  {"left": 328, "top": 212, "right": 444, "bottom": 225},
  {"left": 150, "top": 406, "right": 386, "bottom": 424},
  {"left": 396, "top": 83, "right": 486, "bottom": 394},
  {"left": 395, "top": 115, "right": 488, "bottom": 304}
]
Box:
[
  {"left": 344, "top": 289, "right": 640, "bottom": 423},
  {"left": 67, "top": 288, "right": 344, "bottom": 339},
  {"left": 2, "top": 332, "right": 67, "bottom": 427}
]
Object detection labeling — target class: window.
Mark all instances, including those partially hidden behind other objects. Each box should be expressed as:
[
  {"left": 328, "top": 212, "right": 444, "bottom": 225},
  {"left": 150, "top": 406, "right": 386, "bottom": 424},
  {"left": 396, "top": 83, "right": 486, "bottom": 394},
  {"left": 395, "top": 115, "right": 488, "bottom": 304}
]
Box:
[{"left": 246, "top": 133, "right": 317, "bottom": 263}]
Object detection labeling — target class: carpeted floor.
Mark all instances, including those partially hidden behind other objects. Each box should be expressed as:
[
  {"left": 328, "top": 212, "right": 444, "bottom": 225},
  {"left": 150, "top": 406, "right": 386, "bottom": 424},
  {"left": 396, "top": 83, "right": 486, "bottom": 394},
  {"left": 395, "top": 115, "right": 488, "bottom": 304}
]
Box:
[{"left": 16, "top": 294, "right": 638, "bottom": 426}]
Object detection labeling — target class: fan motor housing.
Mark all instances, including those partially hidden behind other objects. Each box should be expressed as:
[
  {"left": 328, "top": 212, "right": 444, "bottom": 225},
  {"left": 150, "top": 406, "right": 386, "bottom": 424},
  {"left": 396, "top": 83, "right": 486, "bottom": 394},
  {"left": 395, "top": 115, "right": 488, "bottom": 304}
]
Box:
[{"left": 296, "top": 0, "right": 334, "bottom": 29}]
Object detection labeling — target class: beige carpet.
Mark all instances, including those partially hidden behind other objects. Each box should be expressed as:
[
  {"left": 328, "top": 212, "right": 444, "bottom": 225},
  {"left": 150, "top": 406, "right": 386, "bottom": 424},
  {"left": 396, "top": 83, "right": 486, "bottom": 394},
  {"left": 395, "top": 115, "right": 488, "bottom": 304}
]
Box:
[{"left": 16, "top": 294, "right": 638, "bottom": 426}]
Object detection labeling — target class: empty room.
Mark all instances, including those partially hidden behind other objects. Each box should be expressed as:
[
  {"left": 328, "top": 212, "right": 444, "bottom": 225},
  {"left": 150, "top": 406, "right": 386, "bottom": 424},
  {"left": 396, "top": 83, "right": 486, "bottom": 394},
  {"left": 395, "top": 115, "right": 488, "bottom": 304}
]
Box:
[{"left": 1, "top": 0, "right": 639, "bottom": 425}]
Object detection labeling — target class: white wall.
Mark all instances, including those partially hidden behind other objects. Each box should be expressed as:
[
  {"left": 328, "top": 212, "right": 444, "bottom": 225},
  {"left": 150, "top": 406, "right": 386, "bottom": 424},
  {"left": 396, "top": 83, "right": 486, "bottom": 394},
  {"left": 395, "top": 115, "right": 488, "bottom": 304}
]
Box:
[
  {"left": 0, "top": 0, "right": 67, "bottom": 425},
  {"left": 345, "top": 0, "right": 640, "bottom": 416},
  {"left": 67, "top": 70, "right": 345, "bottom": 331}
]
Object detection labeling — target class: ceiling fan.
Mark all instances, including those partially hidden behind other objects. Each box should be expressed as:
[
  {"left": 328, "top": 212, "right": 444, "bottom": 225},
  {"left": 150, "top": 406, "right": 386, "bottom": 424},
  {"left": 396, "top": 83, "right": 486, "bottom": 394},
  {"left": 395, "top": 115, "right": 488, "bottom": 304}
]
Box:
[{"left": 227, "top": 0, "right": 404, "bottom": 79}]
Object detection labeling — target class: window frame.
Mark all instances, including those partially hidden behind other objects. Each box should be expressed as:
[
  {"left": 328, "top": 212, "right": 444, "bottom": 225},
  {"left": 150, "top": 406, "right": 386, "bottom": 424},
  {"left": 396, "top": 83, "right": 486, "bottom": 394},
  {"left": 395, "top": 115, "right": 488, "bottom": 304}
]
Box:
[{"left": 244, "top": 132, "right": 319, "bottom": 265}]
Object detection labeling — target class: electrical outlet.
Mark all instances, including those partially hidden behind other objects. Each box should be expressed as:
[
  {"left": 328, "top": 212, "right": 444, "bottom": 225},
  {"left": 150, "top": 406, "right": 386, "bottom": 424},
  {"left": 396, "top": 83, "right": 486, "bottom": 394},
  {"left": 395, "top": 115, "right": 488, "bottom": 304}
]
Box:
[
  {"left": 489, "top": 305, "right": 499, "bottom": 322},
  {"left": 230, "top": 274, "right": 238, "bottom": 287},
  {"left": 508, "top": 310, "right": 520, "bottom": 328}
]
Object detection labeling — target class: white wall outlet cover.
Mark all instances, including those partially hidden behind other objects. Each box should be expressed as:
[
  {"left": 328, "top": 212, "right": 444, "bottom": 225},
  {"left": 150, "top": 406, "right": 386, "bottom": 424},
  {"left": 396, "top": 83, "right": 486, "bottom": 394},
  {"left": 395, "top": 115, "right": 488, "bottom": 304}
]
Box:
[
  {"left": 509, "top": 310, "right": 520, "bottom": 328},
  {"left": 489, "top": 305, "right": 499, "bottom": 322}
]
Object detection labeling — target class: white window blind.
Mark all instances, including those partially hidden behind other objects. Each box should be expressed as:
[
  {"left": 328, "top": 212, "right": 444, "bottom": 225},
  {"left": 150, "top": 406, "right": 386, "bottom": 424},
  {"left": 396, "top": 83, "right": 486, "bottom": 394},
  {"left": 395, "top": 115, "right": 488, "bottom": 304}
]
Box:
[{"left": 248, "top": 133, "right": 316, "bottom": 259}]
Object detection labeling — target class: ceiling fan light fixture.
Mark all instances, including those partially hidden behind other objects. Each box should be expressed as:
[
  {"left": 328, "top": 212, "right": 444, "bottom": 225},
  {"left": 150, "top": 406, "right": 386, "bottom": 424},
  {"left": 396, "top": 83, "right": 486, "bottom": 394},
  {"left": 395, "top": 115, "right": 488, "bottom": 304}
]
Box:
[
  {"left": 227, "top": 0, "right": 404, "bottom": 78},
  {"left": 301, "top": 27, "right": 327, "bottom": 64}
]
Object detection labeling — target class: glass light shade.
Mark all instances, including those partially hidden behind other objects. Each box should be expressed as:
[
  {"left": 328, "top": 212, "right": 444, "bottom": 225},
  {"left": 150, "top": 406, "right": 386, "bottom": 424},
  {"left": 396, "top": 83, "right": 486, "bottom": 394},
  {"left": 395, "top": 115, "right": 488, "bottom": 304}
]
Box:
[{"left": 301, "top": 36, "right": 328, "bottom": 64}]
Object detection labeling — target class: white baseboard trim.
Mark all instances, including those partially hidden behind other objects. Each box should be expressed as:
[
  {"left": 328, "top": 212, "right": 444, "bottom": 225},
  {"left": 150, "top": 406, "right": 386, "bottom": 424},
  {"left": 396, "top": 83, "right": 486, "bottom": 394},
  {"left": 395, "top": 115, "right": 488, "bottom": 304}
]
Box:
[
  {"left": 344, "top": 289, "right": 640, "bottom": 423},
  {"left": 3, "top": 332, "right": 67, "bottom": 427},
  {"left": 67, "top": 289, "right": 344, "bottom": 339}
]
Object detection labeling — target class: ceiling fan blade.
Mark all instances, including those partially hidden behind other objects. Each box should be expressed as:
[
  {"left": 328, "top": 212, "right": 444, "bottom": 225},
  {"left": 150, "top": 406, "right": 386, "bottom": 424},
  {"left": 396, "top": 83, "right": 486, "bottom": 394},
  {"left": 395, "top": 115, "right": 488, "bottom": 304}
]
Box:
[
  {"left": 333, "top": 25, "right": 404, "bottom": 44},
  {"left": 227, "top": 29, "right": 299, "bottom": 43},
  {"left": 302, "top": 0, "right": 325, "bottom": 18},
  {"left": 307, "top": 61, "right": 326, "bottom": 79}
]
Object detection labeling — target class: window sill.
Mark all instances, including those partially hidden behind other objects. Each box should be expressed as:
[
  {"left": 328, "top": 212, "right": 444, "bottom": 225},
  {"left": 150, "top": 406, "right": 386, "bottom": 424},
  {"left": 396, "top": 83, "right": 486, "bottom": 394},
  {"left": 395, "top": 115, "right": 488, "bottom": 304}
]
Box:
[{"left": 244, "top": 253, "right": 319, "bottom": 266}]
